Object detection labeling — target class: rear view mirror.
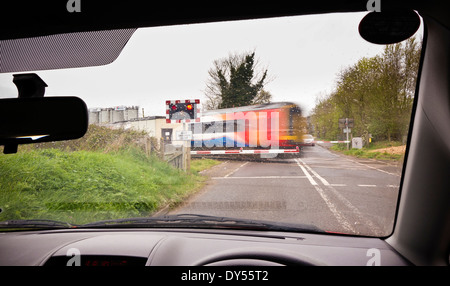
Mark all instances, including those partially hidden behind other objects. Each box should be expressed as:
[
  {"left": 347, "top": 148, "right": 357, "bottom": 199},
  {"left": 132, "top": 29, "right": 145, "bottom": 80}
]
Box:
[
  {"left": 359, "top": 10, "right": 421, "bottom": 45},
  {"left": 0, "top": 96, "right": 88, "bottom": 154}
]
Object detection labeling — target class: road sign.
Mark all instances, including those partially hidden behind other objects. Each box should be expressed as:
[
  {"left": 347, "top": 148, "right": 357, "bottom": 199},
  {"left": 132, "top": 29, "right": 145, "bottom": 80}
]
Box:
[
  {"left": 352, "top": 137, "right": 363, "bottom": 149},
  {"left": 343, "top": 127, "right": 351, "bottom": 133},
  {"left": 176, "top": 130, "right": 192, "bottom": 141}
]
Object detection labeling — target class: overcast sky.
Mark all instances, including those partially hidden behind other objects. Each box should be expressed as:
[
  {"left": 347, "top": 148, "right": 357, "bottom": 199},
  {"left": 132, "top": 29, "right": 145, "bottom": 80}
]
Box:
[{"left": 0, "top": 12, "right": 422, "bottom": 117}]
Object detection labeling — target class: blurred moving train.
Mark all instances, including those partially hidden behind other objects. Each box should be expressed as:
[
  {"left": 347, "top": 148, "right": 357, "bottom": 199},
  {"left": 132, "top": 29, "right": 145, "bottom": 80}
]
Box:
[{"left": 189, "top": 102, "right": 306, "bottom": 156}]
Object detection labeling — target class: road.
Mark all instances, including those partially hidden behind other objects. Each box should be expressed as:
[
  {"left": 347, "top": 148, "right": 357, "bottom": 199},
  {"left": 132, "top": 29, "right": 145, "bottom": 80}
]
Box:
[{"left": 170, "top": 145, "right": 403, "bottom": 236}]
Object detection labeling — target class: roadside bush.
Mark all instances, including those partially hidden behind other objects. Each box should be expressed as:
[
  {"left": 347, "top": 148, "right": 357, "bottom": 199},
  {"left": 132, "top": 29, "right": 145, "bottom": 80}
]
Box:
[{"left": 19, "top": 124, "right": 160, "bottom": 155}]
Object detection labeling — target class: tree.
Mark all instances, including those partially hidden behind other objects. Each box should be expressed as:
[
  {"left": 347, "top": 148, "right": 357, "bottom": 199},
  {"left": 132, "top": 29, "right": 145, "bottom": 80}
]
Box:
[
  {"left": 252, "top": 89, "right": 273, "bottom": 104},
  {"left": 334, "top": 56, "right": 382, "bottom": 141},
  {"left": 310, "top": 36, "right": 421, "bottom": 143},
  {"left": 204, "top": 51, "right": 269, "bottom": 110},
  {"left": 310, "top": 93, "right": 341, "bottom": 140},
  {"left": 378, "top": 37, "right": 420, "bottom": 141}
]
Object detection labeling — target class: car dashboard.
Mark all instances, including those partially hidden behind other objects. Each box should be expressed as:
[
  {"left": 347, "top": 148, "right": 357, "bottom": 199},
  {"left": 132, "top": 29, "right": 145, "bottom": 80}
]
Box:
[
  {"left": 0, "top": 228, "right": 410, "bottom": 266},
  {"left": 0, "top": 0, "right": 449, "bottom": 273}
]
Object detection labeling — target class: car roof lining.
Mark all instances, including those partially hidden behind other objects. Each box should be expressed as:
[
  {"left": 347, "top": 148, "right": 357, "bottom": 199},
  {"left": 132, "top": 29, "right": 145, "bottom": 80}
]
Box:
[
  {"left": 1, "top": 1, "right": 443, "bottom": 74},
  {"left": 1, "top": 1, "right": 446, "bottom": 41}
]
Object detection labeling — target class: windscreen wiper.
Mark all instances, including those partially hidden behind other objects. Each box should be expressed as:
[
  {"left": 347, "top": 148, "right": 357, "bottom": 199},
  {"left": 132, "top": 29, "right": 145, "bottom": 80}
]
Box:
[
  {"left": 0, "top": 219, "right": 75, "bottom": 230},
  {"left": 79, "top": 214, "right": 323, "bottom": 233}
]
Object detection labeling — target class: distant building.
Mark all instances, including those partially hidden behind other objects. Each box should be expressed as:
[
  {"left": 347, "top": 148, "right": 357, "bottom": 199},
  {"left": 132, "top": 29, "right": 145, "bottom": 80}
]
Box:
[
  {"left": 89, "top": 106, "right": 139, "bottom": 124},
  {"left": 89, "top": 106, "right": 183, "bottom": 146}
]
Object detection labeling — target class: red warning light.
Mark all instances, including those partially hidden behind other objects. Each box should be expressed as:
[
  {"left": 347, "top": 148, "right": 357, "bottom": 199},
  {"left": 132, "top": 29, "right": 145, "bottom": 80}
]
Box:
[{"left": 167, "top": 100, "right": 199, "bottom": 122}]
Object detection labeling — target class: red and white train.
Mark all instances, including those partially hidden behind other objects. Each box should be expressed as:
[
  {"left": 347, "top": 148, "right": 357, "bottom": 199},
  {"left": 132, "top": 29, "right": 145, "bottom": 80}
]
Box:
[{"left": 188, "top": 102, "right": 306, "bottom": 156}]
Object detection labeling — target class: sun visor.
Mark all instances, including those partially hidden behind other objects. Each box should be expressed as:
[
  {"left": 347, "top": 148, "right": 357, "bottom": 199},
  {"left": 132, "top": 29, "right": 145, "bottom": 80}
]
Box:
[{"left": 0, "top": 29, "right": 136, "bottom": 73}]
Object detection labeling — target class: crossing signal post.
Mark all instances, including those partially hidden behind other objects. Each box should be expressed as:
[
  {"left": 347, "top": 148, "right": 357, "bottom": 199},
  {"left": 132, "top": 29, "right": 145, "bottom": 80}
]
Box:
[
  {"left": 339, "top": 118, "right": 354, "bottom": 150},
  {"left": 165, "top": 99, "right": 200, "bottom": 172}
]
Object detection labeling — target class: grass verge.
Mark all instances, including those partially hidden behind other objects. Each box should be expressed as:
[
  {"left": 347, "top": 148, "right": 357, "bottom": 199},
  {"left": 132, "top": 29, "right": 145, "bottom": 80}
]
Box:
[
  {"left": 0, "top": 148, "right": 209, "bottom": 224},
  {"left": 330, "top": 141, "right": 405, "bottom": 161}
]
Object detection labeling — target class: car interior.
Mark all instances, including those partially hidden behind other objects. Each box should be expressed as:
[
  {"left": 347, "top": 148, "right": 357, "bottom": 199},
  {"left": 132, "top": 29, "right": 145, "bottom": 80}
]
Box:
[{"left": 0, "top": 0, "right": 449, "bottom": 274}]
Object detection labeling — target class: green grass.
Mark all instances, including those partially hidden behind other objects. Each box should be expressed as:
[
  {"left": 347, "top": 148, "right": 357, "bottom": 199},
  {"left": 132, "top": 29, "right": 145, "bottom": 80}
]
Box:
[
  {"left": 330, "top": 141, "right": 405, "bottom": 161},
  {"left": 0, "top": 125, "right": 222, "bottom": 224},
  {"left": 0, "top": 148, "right": 207, "bottom": 224},
  {"left": 190, "top": 158, "right": 222, "bottom": 174}
]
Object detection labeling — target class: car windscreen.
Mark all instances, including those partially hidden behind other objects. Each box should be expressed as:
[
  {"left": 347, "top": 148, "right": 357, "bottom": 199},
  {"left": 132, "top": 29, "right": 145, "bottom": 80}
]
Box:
[{"left": 0, "top": 12, "right": 423, "bottom": 237}]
